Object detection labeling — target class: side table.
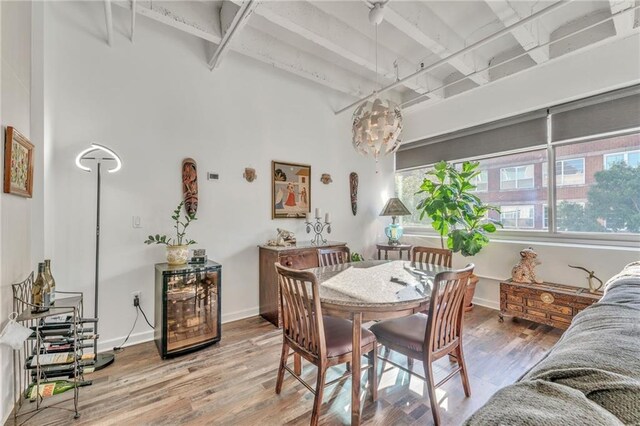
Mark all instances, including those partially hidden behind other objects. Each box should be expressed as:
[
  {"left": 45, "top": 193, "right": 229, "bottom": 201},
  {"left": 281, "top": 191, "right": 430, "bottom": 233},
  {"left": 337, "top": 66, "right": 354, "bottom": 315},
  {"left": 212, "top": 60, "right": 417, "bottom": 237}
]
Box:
[{"left": 376, "top": 243, "right": 412, "bottom": 260}]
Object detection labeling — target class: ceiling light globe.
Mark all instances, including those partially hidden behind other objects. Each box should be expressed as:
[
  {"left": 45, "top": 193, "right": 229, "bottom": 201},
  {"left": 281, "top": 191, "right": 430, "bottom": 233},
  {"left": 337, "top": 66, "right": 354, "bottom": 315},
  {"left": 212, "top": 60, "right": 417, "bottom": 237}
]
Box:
[{"left": 352, "top": 97, "right": 403, "bottom": 160}]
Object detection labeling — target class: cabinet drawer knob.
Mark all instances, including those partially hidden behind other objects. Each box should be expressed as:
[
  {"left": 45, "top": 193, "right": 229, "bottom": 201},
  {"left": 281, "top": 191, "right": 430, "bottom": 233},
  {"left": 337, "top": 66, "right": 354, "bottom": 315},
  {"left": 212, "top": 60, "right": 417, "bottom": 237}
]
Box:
[{"left": 540, "top": 292, "right": 554, "bottom": 304}]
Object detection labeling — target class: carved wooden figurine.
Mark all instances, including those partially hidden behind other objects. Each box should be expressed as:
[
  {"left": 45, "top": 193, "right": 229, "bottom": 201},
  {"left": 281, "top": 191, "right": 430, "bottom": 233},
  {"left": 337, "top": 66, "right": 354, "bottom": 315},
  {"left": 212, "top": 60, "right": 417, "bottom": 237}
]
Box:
[
  {"left": 511, "top": 247, "right": 542, "bottom": 284},
  {"left": 349, "top": 172, "right": 358, "bottom": 216},
  {"left": 182, "top": 158, "right": 198, "bottom": 217}
]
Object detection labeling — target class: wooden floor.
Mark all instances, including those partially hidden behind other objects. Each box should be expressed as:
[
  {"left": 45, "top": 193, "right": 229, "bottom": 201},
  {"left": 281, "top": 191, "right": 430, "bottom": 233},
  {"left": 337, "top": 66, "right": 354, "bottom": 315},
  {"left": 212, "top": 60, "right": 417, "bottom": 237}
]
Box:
[{"left": 8, "top": 306, "right": 562, "bottom": 426}]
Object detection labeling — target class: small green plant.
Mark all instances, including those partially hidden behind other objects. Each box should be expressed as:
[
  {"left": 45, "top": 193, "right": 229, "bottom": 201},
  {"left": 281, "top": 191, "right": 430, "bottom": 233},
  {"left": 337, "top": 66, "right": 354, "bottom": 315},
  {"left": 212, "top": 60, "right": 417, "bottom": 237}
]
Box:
[
  {"left": 144, "top": 201, "right": 197, "bottom": 246},
  {"left": 351, "top": 252, "right": 364, "bottom": 262},
  {"left": 416, "top": 161, "right": 501, "bottom": 257}
]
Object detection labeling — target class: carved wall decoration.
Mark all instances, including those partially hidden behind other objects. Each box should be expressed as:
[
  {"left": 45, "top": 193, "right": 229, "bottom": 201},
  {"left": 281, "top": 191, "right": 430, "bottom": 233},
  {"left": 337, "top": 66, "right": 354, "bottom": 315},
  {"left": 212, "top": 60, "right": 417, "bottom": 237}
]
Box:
[
  {"left": 182, "top": 158, "right": 198, "bottom": 217},
  {"left": 349, "top": 172, "right": 358, "bottom": 216},
  {"left": 243, "top": 167, "right": 257, "bottom": 182},
  {"left": 320, "top": 173, "right": 332, "bottom": 184}
]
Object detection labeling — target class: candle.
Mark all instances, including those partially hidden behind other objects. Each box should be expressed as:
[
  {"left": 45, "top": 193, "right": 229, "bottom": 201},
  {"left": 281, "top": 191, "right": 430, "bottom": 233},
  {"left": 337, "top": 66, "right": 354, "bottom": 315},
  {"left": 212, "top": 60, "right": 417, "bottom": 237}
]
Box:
[
  {"left": 325, "top": 213, "right": 331, "bottom": 223},
  {"left": 305, "top": 212, "right": 311, "bottom": 223},
  {"left": 315, "top": 208, "right": 321, "bottom": 219}
]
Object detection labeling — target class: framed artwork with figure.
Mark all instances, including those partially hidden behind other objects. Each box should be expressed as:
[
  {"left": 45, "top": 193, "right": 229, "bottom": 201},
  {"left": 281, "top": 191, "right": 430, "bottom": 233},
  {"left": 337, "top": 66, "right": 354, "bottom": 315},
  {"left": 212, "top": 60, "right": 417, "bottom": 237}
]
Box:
[
  {"left": 4, "top": 126, "right": 34, "bottom": 198},
  {"left": 272, "top": 161, "right": 311, "bottom": 219}
]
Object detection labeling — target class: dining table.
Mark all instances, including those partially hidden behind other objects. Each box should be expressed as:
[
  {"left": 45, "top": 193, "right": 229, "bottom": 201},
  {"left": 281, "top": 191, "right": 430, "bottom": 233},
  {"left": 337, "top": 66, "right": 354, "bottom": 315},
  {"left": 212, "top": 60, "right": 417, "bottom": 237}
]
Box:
[{"left": 305, "top": 259, "right": 451, "bottom": 426}]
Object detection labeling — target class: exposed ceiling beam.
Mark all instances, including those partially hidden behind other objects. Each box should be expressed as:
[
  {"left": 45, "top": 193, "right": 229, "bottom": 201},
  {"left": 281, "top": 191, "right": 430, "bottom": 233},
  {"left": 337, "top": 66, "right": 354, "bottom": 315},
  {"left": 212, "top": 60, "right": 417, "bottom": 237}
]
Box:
[
  {"left": 336, "top": 0, "right": 572, "bottom": 114},
  {"left": 610, "top": 0, "right": 637, "bottom": 35},
  {"left": 130, "top": 0, "right": 136, "bottom": 42},
  {"left": 209, "top": 0, "right": 256, "bottom": 70},
  {"left": 113, "top": 1, "right": 383, "bottom": 99},
  {"left": 374, "top": 0, "right": 490, "bottom": 85},
  {"left": 104, "top": 0, "right": 114, "bottom": 46},
  {"left": 236, "top": 0, "right": 443, "bottom": 99},
  {"left": 484, "top": 0, "right": 550, "bottom": 63}
]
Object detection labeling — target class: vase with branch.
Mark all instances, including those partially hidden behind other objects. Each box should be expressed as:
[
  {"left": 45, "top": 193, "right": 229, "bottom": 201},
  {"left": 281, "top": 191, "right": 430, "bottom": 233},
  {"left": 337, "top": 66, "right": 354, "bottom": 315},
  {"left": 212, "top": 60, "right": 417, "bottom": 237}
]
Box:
[{"left": 144, "top": 201, "right": 197, "bottom": 265}]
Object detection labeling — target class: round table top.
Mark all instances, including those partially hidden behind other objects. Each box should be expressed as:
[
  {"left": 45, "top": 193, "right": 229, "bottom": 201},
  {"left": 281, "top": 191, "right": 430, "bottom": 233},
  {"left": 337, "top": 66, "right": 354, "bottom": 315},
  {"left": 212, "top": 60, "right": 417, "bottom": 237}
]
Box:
[{"left": 306, "top": 260, "right": 449, "bottom": 309}]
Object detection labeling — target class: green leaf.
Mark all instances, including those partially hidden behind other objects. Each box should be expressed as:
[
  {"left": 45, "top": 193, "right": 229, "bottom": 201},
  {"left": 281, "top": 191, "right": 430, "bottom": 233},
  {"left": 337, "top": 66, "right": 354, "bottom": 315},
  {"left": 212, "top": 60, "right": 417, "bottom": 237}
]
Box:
[{"left": 482, "top": 223, "right": 497, "bottom": 233}]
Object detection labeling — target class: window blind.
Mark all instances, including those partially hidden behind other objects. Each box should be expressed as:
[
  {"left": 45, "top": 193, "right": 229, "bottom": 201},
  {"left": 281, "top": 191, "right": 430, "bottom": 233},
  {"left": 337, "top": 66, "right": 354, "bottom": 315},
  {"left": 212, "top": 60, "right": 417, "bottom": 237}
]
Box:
[
  {"left": 396, "top": 110, "right": 547, "bottom": 171},
  {"left": 550, "top": 86, "right": 640, "bottom": 142}
]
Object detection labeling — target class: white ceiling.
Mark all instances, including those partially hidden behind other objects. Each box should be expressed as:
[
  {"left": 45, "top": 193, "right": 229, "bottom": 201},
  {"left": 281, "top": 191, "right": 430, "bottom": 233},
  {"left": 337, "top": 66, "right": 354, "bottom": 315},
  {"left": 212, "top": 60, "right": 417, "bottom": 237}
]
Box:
[{"left": 109, "top": 0, "right": 640, "bottom": 112}]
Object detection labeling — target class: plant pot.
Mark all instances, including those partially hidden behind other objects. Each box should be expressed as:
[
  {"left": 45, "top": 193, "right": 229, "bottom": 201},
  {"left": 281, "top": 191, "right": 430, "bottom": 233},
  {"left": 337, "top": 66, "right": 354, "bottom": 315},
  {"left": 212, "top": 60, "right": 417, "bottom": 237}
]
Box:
[
  {"left": 166, "top": 245, "right": 189, "bottom": 265},
  {"left": 464, "top": 274, "right": 479, "bottom": 312}
]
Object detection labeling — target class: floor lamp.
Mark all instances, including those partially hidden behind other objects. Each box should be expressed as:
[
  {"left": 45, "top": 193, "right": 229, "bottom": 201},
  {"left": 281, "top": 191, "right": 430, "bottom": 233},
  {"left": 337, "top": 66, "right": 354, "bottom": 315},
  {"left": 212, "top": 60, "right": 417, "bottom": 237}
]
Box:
[{"left": 75, "top": 143, "right": 122, "bottom": 370}]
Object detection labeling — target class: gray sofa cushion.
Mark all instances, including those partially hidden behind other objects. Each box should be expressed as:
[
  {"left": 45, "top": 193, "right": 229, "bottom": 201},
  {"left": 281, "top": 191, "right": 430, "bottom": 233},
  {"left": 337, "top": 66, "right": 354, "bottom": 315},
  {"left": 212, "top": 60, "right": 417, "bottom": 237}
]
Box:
[{"left": 465, "top": 263, "right": 640, "bottom": 425}]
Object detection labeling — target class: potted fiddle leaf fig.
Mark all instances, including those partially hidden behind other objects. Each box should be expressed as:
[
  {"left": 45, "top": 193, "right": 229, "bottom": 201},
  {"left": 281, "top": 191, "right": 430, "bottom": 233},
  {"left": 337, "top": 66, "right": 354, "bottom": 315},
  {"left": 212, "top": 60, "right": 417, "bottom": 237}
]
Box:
[
  {"left": 144, "top": 201, "right": 197, "bottom": 265},
  {"left": 416, "top": 160, "right": 502, "bottom": 309}
]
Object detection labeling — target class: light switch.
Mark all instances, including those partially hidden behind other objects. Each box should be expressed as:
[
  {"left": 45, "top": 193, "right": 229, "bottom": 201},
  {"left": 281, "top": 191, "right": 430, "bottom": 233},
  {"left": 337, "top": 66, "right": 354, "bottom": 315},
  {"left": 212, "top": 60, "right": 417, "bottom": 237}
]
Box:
[{"left": 132, "top": 216, "right": 142, "bottom": 228}]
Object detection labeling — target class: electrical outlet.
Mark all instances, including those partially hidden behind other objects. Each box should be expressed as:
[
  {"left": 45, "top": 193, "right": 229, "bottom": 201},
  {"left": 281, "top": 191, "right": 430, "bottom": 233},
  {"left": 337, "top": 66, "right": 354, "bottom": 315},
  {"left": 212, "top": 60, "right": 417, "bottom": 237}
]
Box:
[{"left": 131, "top": 291, "right": 141, "bottom": 306}]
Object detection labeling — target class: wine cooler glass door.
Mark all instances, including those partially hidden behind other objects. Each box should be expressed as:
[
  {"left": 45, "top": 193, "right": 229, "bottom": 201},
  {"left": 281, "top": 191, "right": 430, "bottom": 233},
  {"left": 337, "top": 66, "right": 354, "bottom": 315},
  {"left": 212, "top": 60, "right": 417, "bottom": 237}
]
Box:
[{"left": 165, "top": 269, "right": 219, "bottom": 354}]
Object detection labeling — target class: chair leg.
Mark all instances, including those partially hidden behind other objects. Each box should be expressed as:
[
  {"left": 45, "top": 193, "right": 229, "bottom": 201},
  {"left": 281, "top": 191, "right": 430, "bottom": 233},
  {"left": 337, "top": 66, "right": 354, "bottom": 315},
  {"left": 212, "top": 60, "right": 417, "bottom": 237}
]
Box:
[
  {"left": 367, "top": 344, "right": 378, "bottom": 402},
  {"left": 423, "top": 359, "right": 441, "bottom": 426},
  {"left": 456, "top": 345, "right": 472, "bottom": 397},
  {"left": 275, "top": 341, "right": 289, "bottom": 394},
  {"left": 407, "top": 356, "right": 414, "bottom": 370},
  {"left": 311, "top": 366, "right": 327, "bottom": 426}
]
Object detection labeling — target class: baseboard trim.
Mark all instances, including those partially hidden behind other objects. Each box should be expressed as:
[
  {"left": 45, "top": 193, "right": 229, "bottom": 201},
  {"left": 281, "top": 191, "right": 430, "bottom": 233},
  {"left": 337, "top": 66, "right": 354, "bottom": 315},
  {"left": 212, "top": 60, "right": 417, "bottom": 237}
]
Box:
[
  {"left": 96, "top": 307, "right": 260, "bottom": 353},
  {"left": 97, "top": 330, "right": 155, "bottom": 352},
  {"left": 222, "top": 307, "right": 259, "bottom": 324},
  {"left": 472, "top": 296, "right": 500, "bottom": 311}
]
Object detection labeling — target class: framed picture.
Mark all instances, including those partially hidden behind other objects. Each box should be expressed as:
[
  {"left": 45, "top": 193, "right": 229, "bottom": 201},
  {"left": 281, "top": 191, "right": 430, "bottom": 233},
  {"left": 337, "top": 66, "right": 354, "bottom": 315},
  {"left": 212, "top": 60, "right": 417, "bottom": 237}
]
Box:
[
  {"left": 4, "top": 127, "right": 34, "bottom": 198},
  {"left": 272, "top": 160, "right": 311, "bottom": 219}
]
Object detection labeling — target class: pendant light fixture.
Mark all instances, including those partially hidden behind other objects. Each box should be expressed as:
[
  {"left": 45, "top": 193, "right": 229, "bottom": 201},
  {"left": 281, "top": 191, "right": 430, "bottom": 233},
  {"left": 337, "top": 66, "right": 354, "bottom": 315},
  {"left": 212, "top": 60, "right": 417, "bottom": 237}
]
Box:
[{"left": 352, "top": 0, "right": 403, "bottom": 161}]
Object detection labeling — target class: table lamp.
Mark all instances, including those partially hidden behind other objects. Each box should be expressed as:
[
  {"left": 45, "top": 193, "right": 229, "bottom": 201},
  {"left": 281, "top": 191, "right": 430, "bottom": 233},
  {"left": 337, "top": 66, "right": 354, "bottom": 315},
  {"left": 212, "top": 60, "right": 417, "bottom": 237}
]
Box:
[{"left": 379, "top": 198, "right": 411, "bottom": 245}]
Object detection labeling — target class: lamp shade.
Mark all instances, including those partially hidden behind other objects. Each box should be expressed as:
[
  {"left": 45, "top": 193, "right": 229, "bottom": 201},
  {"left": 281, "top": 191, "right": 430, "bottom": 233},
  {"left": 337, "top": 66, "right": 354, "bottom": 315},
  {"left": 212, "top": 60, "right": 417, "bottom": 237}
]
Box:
[{"left": 379, "top": 198, "right": 411, "bottom": 217}]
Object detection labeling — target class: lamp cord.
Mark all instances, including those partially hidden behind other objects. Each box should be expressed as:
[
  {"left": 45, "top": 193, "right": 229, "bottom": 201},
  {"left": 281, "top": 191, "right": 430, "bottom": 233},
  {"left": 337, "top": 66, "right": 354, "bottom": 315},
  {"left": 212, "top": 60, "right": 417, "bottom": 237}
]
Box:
[{"left": 112, "top": 304, "right": 155, "bottom": 353}]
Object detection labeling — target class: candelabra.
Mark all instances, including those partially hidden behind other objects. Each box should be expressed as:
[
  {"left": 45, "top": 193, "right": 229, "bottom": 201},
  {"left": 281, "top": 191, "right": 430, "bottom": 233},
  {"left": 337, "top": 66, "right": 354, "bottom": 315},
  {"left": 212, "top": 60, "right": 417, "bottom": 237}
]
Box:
[{"left": 306, "top": 213, "right": 331, "bottom": 246}]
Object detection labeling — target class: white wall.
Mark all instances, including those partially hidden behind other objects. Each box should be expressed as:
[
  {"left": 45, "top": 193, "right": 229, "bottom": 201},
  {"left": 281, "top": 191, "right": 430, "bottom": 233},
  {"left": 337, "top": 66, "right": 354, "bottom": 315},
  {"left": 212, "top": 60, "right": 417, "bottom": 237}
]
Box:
[
  {"left": 401, "top": 33, "right": 640, "bottom": 310},
  {"left": 44, "top": 2, "right": 393, "bottom": 352},
  {"left": 0, "top": 2, "right": 40, "bottom": 423}
]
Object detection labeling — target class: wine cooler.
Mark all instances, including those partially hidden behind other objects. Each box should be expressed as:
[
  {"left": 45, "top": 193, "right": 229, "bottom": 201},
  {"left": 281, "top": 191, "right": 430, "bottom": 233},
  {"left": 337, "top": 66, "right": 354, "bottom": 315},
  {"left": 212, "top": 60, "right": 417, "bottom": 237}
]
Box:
[{"left": 154, "top": 261, "right": 222, "bottom": 358}]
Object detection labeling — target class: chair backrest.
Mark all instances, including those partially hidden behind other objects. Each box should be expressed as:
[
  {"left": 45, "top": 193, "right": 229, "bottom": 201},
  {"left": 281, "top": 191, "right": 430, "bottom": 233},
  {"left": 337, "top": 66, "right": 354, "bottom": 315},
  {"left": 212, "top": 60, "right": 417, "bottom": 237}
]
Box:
[
  {"left": 425, "top": 264, "right": 474, "bottom": 357},
  {"left": 412, "top": 246, "right": 453, "bottom": 268},
  {"left": 317, "top": 247, "right": 351, "bottom": 267},
  {"left": 275, "top": 263, "right": 326, "bottom": 361}
]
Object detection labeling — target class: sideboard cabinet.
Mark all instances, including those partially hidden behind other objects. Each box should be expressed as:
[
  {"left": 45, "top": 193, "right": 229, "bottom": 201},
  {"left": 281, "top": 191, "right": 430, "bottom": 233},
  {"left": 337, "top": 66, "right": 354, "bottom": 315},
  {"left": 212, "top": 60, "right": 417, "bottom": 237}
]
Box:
[
  {"left": 499, "top": 279, "right": 602, "bottom": 330},
  {"left": 259, "top": 242, "right": 347, "bottom": 327}
]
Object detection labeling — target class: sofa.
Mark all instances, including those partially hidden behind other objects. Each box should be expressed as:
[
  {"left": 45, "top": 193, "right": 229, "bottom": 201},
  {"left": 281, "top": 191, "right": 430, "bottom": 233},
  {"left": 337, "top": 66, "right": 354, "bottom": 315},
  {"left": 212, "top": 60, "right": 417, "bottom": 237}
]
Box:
[{"left": 465, "top": 261, "right": 640, "bottom": 426}]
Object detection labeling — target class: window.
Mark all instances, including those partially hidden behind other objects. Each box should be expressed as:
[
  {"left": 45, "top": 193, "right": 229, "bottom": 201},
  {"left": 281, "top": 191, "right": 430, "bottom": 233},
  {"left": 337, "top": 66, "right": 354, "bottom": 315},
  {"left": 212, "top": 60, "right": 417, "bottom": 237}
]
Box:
[
  {"left": 555, "top": 135, "right": 640, "bottom": 234},
  {"left": 394, "top": 86, "right": 640, "bottom": 240},
  {"left": 604, "top": 150, "right": 640, "bottom": 169},
  {"left": 395, "top": 166, "right": 433, "bottom": 227},
  {"left": 501, "top": 205, "right": 535, "bottom": 229},
  {"left": 500, "top": 165, "right": 534, "bottom": 190},
  {"left": 543, "top": 158, "right": 586, "bottom": 186},
  {"left": 470, "top": 170, "right": 488, "bottom": 192}
]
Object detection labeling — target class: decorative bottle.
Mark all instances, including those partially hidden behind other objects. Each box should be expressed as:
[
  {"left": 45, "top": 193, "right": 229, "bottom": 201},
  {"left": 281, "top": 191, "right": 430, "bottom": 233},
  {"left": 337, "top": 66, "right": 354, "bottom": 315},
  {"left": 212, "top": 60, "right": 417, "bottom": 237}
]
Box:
[
  {"left": 31, "top": 263, "right": 50, "bottom": 313},
  {"left": 44, "top": 259, "right": 56, "bottom": 305}
]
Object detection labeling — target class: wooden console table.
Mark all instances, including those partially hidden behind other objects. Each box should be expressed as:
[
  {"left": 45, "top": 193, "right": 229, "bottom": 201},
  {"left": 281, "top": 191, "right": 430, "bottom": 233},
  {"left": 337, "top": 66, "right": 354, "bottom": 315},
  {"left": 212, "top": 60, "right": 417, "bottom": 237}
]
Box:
[
  {"left": 499, "top": 279, "right": 603, "bottom": 330},
  {"left": 258, "top": 241, "right": 347, "bottom": 327}
]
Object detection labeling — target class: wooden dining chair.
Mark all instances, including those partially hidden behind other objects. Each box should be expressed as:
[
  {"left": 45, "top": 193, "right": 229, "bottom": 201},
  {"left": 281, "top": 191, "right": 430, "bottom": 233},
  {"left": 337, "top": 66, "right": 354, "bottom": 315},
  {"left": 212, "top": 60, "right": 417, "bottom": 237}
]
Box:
[
  {"left": 411, "top": 246, "right": 453, "bottom": 268},
  {"left": 274, "top": 263, "right": 377, "bottom": 426},
  {"left": 317, "top": 246, "right": 351, "bottom": 267},
  {"left": 370, "top": 264, "right": 475, "bottom": 426}
]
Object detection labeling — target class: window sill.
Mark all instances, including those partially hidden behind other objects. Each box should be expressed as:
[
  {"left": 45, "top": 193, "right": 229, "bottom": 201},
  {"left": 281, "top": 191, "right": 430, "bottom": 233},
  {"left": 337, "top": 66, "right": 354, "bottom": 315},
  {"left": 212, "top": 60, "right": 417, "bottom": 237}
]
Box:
[{"left": 403, "top": 227, "right": 640, "bottom": 250}]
